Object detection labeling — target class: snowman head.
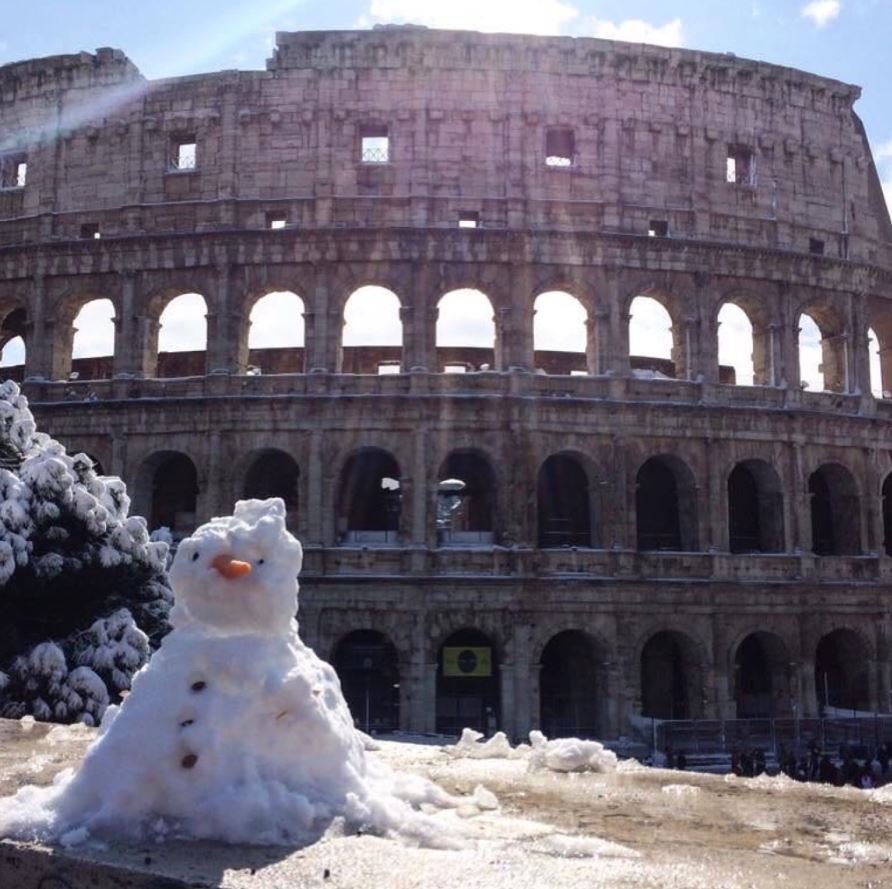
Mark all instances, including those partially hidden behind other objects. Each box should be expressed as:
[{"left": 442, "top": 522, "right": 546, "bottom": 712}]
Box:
[{"left": 169, "top": 498, "right": 303, "bottom": 635}]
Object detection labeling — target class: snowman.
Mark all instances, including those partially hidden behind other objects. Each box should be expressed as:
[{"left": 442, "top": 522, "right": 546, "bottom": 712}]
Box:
[{"left": 0, "top": 498, "right": 491, "bottom": 847}]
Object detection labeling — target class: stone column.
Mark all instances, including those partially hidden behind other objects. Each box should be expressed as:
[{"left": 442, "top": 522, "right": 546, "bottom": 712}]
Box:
[
  {"left": 205, "top": 264, "right": 242, "bottom": 375},
  {"left": 589, "top": 309, "right": 608, "bottom": 374},
  {"left": 304, "top": 273, "right": 340, "bottom": 373},
  {"left": 306, "top": 429, "right": 324, "bottom": 546},
  {"left": 411, "top": 428, "right": 428, "bottom": 547},
  {"left": 799, "top": 661, "right": 818, "bottom": 717},
  {"left": 780, "top": 305, "right": 800, "bottom": 391},
  {"left": 790, "top": 440, "right": 811, "bottom": 553},
  {"left": 112, "top": 272, "right": 139, "bottom": 377},
  {"left": 498, "top": 662, "right": 516, "bottom": 737},
  {"left": 602, "top": 270, "right": 630, "bottom": 376},
  {"left": 705, "top": 437, "right": 725, "bottom": 551},
  {"left": 23, "top": 276, "right": 57, "bottom": 381},
  {"left": 698, "top": 302, "right": 720, "bottom": 384}
]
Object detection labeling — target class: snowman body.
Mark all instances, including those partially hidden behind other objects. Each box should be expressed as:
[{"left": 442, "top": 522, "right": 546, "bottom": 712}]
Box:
[{"left": 30, "top": 499, "right": 372, "bottom": 844}]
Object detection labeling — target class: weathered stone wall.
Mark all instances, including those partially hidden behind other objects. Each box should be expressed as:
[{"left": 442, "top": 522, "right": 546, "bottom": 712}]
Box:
[{"left": 1, "top": 29, "right": 891, "bottom": 740}]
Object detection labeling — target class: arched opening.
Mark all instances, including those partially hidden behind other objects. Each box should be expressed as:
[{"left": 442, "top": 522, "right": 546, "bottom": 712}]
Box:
[
  {"left": 342, "top": 286, "right": 402, "bottom": 374},
  {"left": 727, "top": 460, "right": 784, "bottom": 553},
  {"left": 733, "top": 632, "right": 791, "bottom": 718},
  {"left": 436, "top": 450, "right": 496, "bottom": 546},
  {"left": 248, "top": 291, "right": 305, "bottom": 373},
  {"left": 539, "top": 630, "right": 604, "bottom": 738},
  {"left": 797, "top": 312, "right": 824, "bottom": 392},
  {"left": 144, "top": 452, "right": 199, "bottom": 538},
  {"left": 808, "top": 463, "right": 861, "bottom": 555},
  {"left": 337, "top": 448, "right": 401, "bottom": 545},
  {"left": 815, "top": 629, "right": 870, "bottom": 713},
  {"left": 158, "top": 292, "right": 207, "bottom": 378},
  {"left": 883, "top": 472, "right": 892, "bottom": 557},
  {"left": 640, "top": 630, "right": 702, "bottom": 719},
  {"left": 629, "top": 295, "right": 675, "bottom": 379},
  {"left": 72, "top": 298, "right": 115, "bottom": 360},
  {"left": 0, "top": 336, "right": 25, "bottom": 369},
  {"left": 635, "top": 455, "right": 698, "bottom": 551},
  {"left": 243, "top": 449, "right": 300, "bottom": 527},
  {"left": 537, "top": 453, "right": 593, "bottom": 547},
  {"left": 717, "top": 302, "right": 755, "bottom": 386},
  {"left": 436, "top": 289, "right": 495, "bottom": 372},
  {"left": 436, "top": 628, "right": 500, "bottom": 736},
  {"left": 533, "top": 291, "right": 587, "bottom": 375},
  {"left": 868, "top": 327, "right": 884, "bottom": 398},
  {"left": 333, "top": 630, "right": 400, "bottom": 734}
]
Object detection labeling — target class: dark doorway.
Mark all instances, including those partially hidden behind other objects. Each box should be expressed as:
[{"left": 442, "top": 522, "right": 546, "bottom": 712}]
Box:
[
  {"left": 150, "top": 453, "right": 198, "bottom": 536},
  {"left": 815, "top": 629, "right": 870, "bottom": 712},
  {"left": 539, "top": 630, "right": 601, "bottom": 737},
  {"left": 809, "top": 464, "right": 860, "bottom": 555},
  {"left": 537, "top": 454, "right": 592, "bottom": 547},
  {"left": 437, "top": 450, "right": 496, "bottom": 545},
  {"left": 337, "top": 449, "right": 401, "bottom": 543},
  {"left": 734, "top": 632, "right": 790, "bottom": 718},
  {"left": 641, "top": 631, "right": 701, "bottom": 719},
  {"left": 333, "top": 630, "right": 400, "bottom": 733},
  {"left": 636, "top": 456, "right": 697, "bottom": 551},
  {"left": 728, "top": 460, "right": 784, "bottom": 553},
  {"left": 436, "top": 628, "right": 499, "bottom": 736}
]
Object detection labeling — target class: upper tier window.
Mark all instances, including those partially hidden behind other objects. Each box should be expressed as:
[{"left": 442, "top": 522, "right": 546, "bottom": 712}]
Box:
[
  {"left": 171, "top": 138, "right": 197, "bottom": 172},
  {"left": 360, "top": 125, "right": 390, "bottom": 164},
  {"left": 726, "top": 145, "right": 754, "bottom": 185},
  {"left": 0, "top": 154, "right": 27, "bottom": 189},
  {"left": 545, "top": 128, "right": 575, "bottom": 167}
]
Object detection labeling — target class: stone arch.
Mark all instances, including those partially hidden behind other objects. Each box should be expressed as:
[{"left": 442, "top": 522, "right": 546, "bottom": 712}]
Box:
[
  {"left": 332, "top": 629, "right": 400, "bottom": 734},
  {"left": 539, "top": 629, "right": 608, "bottom": 738},
  {"left": 536, "top": 451, "right": 596, "bottom": 548},
  {"left": 808, "top": 462, "right": 861, "bottom": 555},
  {"left": 146, "top": 286, "right": 213, "bottom": 378},
  {"left": 50, "top": 290, "right": 119, "bottom": 381},
  {"left": 436, "top": 288, "right": 496, "bottom": 372},
  {"left": 0, "top": 306, "right": 27, "bottom": 373},
  {"left": 135, "top": 450, "right": 200, "bottom": 539},
  {"left": 716, "top": 302, "right": 754, "bottom": 386},
  {"left": 625, "top": 284, "right": 689, "bottom": 380},
  {"left": 246, "top": 290, "right": 306, "bottom": 373},
  {"left": 727, "top": 459, "right": 785, "bottom": 553},
  {"left": 640, "top": 629, "right": 705, "bottom": 719},
  {"left": 335, "top": 447, "right": 402, "bottom": 544},
  {"left": 70, "top": 298, "right": 116, "bottom": 381},
  {"left": 241, "top": 448, "right": 300, "bottom": 528},
  {"left": 714, "top": 290, "right": 774, "bottom": 386},
  {"left": 532, "top": 290, "right": 587, "bottom": 375},
  {"left": 436, "top": 627, "right": 500, "bottom": 736},
  {"left": 341, "top": 285, "right": 403, "bottom": 374},
  {"left": 635, "top": 454, "right": 699, "bottom": 551},
  {"left": 797, "top": 302, "right": 847, "bottom": 393},
  {"left": 436, "top": 448, "right": 497, "bottom": 546},
  {"left": 815, "top": 627, "right": 871, "bottom": 712},
  {"left": 731, "top": 631, "right": 792, "bottom": 718},
  {"left": 867, "top": 296, "right": 892, "bottom": 398}
]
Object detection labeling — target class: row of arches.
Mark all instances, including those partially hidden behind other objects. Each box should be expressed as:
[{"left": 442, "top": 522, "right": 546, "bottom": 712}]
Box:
[
  {"left": 332, "top": 627, "right": 872, "bottom": 736},
  {"left": 2, "top": 286, "right": 889, "bottom": 395},
  {"left": 137, "top": 446, "right": 887, "bottom": 558}
]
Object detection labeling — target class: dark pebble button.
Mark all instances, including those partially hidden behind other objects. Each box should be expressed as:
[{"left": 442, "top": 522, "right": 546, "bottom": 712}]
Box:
[
  {"left": 181, "top": 753, "right": 198, "bottom": 769},
  {"left": 190, "top": 681, "right": 206, "bottom": 692}
]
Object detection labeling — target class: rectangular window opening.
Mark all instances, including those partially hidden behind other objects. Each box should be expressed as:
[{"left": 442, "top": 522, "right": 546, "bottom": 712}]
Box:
[
  {"left": 809, "top": 237, "right": 825, "bottom": 255},
  {"left": 458, "top": 211, "right": 480, "bottom": 229},
  {"left": 0, "top": 154, "right": 27, "bottom": 189},
  {"left": 377, "top": 362, "right": 401, "bottom": 375},
  {"left": 726, "top": 144, "right": 754, "bottom": 185},
  {"left": 545, "top": 127, "right": 575, "bottom": 167},
  {"left": 267, "top": 214, "right": 288, "bottom": 230},
  {"left": 171, "top": 139, "right": 197, "bottom": 171},
  {"left": 444, "top": 363, "right": 468, "bottom": 374},
  {"left": 80, "top": 223, "right": 101, "bottom": 240},
  {"left": 360, "top": 126, "right": 390, "bottom": 164},
  {"left": 648, "top": 219, "right": 669, "bottom": 237}
]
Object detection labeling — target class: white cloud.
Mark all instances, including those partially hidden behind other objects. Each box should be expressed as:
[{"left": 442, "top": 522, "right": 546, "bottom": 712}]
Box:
[
  {"left": 587, "top": 17, "right": 684, "bottom": 47},
  {"left": 800, "top": 0, "right": 842, "bottom": 28},
  {"left": 361, "top": 0, "right": 579, "bottom": 35}
]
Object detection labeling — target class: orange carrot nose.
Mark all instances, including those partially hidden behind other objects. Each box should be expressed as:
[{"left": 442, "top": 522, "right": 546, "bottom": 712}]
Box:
[{"left": 211, "top": 554, "right": 252, "bottom": 579}]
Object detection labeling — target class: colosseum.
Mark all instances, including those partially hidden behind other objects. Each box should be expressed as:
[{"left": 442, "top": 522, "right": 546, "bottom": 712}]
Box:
[{"left": 1, "top": 27, "right": 891, "bottom": 746}]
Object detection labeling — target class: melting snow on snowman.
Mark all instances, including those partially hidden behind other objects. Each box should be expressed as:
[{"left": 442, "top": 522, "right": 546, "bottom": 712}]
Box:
[{"left": 0, "top": 498, "right": 496, "bottom": 848}]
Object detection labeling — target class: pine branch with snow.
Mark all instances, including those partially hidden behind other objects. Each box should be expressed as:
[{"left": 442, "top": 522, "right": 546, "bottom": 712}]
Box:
[{"left": 0, "top": 381, "right": 172, "bottom": 725}]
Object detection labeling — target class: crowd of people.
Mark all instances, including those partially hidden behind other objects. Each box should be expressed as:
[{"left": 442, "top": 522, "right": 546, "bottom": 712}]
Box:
[{"left": 660, "top": 739, "right": 892, "bottom": 789}]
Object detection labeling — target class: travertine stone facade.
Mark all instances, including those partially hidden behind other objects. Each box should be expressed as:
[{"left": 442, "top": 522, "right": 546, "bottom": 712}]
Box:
[{"left": 1, "top": 29, "right": 892, "bottom": 740}]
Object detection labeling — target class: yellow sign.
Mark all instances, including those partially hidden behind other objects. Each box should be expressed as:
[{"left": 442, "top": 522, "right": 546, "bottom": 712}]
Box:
[{"left": 443, "top": 646, "right": 492, "bottom": 677}]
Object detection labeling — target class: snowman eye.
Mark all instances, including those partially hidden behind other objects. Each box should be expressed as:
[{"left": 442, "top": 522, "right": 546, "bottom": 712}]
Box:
[
  {"left": 257, "top": 558, "right": 265, "bottom": 566},
  {"left": 191, "top": 552, "right": 200, "bottom": 562}
]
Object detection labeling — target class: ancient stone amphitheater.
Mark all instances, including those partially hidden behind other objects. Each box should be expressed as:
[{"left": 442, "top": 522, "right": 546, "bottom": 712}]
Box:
[{"left": 1, "top": 28, "right": 891, "bottom": 743}]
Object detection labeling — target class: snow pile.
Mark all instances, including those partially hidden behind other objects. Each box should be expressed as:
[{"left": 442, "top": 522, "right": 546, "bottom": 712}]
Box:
[
  {"left": 527, "top": 731, "right": 618, "bottom": 774},
  {"left": 0, "top": 380, "right": 170, "bottom": 725},
  {"left": 446, "top": 729, "right": 619, "bottom": 774},
  {"left": 450, "top": 728, "right": 515, "bottom": 759},
  {"left": 0, "top": 498, "right": 496, "bottom": 849}
]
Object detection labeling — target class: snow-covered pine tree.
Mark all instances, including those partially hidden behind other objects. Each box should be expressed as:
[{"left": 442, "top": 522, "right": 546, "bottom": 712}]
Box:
[{"left": 0, "top": 380, "right": 171, "bottom": 725}]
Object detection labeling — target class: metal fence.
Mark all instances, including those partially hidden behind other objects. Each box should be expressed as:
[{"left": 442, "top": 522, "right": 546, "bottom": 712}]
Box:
[{"left": 640, "top": 714, "right": 892, "bottom": 759}]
